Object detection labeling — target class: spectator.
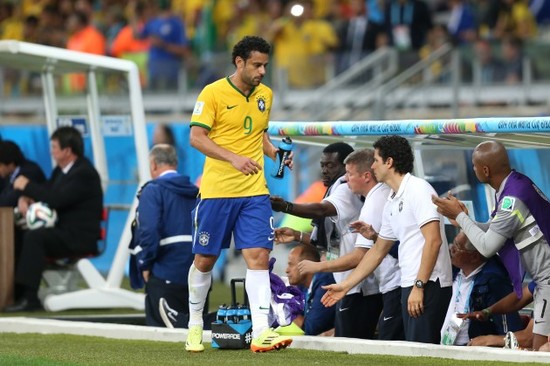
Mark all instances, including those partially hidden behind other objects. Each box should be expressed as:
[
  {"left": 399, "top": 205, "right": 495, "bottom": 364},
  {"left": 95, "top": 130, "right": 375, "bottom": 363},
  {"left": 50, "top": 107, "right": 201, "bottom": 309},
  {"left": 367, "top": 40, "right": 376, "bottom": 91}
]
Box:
[
  {"left": 323, "top": 135, "right": 453, "bottom": 344},
  {"left": 184, "top": 36, "right": 292, "bottom": 353},
  {"left": 284, "top": 243, "right": 335, "bottom": 336},
  {"left": 446, "top": 0, "right": 477, "bottom": 44},
  {"left": 4, "top": 126, "right": 103, "bottom": 313},
  {"left": 335, "top": 0, "right": 381, "bottom": 74},
  {"left": 110, "top": 1, "right": 150, "bottom": 87},
  {"left": 440, "top": 231, "right": 523, "bottom": 346},
  {"left": 383, "top": 0, "right": 433, "bottom": 51},
  {"left": 297, "top": 148, "right": 405, "bottom": 340},
  {"left": 0, "top": 140, "right": 46, "bottom": 208},
  {"left": 432, "top": 140, "right": 550, "bottom": 351},
  {"left": 269, "top": 0, "right": 338, "bottom": 88},
  {"left": 473, "top": 38, "right": 505, "bottom": 84},
  {"left": 500, "top": 36, "right": 524, "bottom": 84},
  {"left": 132, "top": 0, "right": 190, "bottom": 91},
  {"left": 272, "top": 146, "right": 383, "bottom": 340},
  {"left": 493, "top": 0, "right": 537, "bottom": 41},
  {"left": 65, "top": 10, "right": 107, "bottom": 93},
  {"left": 128, "top": 144, "right": 204, "bottom": 328}
]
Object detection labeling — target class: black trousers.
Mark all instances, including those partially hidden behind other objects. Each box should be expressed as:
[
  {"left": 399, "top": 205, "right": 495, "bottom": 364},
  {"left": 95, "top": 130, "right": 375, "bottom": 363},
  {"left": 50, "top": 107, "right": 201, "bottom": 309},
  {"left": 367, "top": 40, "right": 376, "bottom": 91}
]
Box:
[
  {"left": 145, "top": 275, "right": 211, "bottom": 329},
  {"left": 15, "top": 228, "right": 95, "bottom": 295},
  {"left": 401, "top": 279, "right": 452, "bottom": 344},
  {"left": 378, "top": 287, "right": 406, "bottom": 340},
  {"left": 334, "top": 291, "right": 383, "bottom": 339}
]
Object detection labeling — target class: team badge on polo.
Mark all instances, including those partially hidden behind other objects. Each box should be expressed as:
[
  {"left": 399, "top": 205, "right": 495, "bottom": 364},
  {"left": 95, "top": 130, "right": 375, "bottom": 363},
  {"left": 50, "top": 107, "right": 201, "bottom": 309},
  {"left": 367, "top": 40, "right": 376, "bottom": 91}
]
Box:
[
  {"left": 257, "top": 97, "right": 266, "bottom": 112},
  {"left": 501, "top": 196, "right": 515, "bottom": 212},
  {"left": 198, "top": 232, "right": 210, "bottom": 246}
]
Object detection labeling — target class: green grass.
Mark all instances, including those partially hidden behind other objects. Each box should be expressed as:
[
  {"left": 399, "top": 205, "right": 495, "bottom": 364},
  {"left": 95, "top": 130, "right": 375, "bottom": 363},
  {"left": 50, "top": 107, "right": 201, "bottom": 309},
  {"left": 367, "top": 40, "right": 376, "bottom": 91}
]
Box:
[{"left": 0, "top": 333, "right": 537, "bottom": 366}]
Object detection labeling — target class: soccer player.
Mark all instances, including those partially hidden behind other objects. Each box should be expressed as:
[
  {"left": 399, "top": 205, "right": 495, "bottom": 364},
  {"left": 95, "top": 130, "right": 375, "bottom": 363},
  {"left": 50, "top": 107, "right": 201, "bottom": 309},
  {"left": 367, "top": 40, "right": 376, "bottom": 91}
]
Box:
[
  {"left": 432, "top": 140, "right": 550, "bottom": 351},
  {"left": 185, "top": 35, "right": 292, "bottom": 353},
  {"left": 322, "top": 135, "right": 453, "bottom": 344}
]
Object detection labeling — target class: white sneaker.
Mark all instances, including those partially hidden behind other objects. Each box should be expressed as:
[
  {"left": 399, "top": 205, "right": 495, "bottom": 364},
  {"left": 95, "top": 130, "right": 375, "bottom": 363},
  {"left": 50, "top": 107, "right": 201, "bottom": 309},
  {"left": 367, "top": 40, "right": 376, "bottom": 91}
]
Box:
[
  {"left": 159, "top": 298, "right": 178, "bottom": 329},
  {"left": 504, "top": 331, "right": 519, "bottom": 350}
]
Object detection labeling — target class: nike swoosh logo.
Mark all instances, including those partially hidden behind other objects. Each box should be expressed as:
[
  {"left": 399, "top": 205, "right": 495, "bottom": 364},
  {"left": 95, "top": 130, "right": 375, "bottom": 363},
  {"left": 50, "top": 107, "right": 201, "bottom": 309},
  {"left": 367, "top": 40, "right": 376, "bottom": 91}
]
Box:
[
  {"left": 190, "top": 301, "right": 201, "bottom": 305},
  {"left": 268, "top": 236, "right": 275, "bottom": 241},
  {"left": 259, "top": 306, "right": 270, "bottom": 310},
  {"left": 227, "top": 105, "right": 237, "bottom": 109},
  {"left": 338, "top": 307, "right": 350, "bottom": 312},
  {"left": 534, "top": 320, "right": 546, "bottom": 324},
  {"left": 383, "top": 316, "right": 393, "bottom": 321}
]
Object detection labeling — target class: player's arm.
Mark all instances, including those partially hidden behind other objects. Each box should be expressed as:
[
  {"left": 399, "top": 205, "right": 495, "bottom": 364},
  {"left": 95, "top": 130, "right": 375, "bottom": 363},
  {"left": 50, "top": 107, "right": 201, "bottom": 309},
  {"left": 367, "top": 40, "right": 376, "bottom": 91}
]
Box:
[
  {"left": 321, "top": 238, "right": 393, "bottom": 307},
  {"left": 456, "top": 212, "right": 509, "bottom": 257},
  {"left": 271, "top": 195, "right": 337, "bottom": 219},
  {"left": 190, "top": 125, "right": 262, "bottom": 175},
  {"left": 299, "top": 247, "right": 368, "bottom": 275},
  {"left": 408, "top": 220, "right": 442, "bottom": 318},
  {"left": 262, "top": 131, "right": 277, "bottom": 161}
]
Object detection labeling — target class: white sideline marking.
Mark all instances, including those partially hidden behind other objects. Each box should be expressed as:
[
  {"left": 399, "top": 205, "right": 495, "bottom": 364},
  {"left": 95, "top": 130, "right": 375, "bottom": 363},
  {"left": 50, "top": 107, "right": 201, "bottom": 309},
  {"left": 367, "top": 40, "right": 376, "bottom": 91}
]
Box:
[{"left": 0, "top": 317, "right": 548, "bottom": 364}]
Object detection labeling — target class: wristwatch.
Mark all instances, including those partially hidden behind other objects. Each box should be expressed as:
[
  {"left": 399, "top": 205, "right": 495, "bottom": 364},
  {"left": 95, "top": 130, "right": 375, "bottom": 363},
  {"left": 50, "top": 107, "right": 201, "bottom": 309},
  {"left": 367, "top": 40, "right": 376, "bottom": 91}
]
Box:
[{"left": 414, "top": 279, "right": 425, "bottom": 289}]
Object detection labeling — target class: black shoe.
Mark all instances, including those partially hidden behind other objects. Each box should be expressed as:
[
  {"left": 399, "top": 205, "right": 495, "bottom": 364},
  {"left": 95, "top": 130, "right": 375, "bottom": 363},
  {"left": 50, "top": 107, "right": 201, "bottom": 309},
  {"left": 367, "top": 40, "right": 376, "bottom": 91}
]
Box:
[{"left": 3, "top": 298, "right": 43, "bottom": 313}]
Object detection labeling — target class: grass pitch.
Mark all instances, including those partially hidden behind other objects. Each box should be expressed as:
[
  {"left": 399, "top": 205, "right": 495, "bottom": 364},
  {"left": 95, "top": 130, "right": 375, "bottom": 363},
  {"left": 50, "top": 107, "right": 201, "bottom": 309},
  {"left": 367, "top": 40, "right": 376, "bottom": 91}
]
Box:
[{"left": 0, "top": 333, "right": 537, "bottom": 366}]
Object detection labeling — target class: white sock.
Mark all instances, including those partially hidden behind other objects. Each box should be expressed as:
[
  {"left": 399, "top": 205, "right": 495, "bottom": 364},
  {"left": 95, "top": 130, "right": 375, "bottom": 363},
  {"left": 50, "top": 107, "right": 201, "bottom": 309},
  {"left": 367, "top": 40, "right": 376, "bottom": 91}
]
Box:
[
  {"left": 187, "top": 263, "right": 212, "bottom": 328},
  {"left": 246, "top": 269, "right": 271, "bottom": 338}
]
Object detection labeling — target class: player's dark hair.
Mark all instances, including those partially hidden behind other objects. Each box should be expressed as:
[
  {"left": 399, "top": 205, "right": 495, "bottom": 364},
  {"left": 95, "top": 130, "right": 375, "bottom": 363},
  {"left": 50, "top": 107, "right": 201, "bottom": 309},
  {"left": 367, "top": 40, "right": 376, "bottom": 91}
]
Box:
[
  {"left": 51, "top": 126, "right": 84, "bottom": 157},
  {"left": 0, "top": 140, "right": 24, "bottom": 165},
  {"left": 232, "top": 36, "right": 271, "bottom": 66},
  {"left": 323, "top": 142, "right": 354, "bottom": 165},
  {"left": 373, "top": 135, "right": 414, "bottom": 174}
]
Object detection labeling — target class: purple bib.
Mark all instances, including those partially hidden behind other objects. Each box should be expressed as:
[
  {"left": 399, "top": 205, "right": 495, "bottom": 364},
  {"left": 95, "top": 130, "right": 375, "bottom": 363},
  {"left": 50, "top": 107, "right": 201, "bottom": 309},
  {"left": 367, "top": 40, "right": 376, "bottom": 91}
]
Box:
[{"left": 492, "top": 170, "right": 550, "bottom": 297}]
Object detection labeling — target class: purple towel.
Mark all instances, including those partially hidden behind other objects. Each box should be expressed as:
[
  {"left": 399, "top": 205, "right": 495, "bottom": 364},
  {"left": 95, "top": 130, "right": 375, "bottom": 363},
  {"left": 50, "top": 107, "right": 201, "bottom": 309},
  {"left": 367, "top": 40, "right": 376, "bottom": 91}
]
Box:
[{"left": 268, "top": 257, "right": 305, "bottom": 327}]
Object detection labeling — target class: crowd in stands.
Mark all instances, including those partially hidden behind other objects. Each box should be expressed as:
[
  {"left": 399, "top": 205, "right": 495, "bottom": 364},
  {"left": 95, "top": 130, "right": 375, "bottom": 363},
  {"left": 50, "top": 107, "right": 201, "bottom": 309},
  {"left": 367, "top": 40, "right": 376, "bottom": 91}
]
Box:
[{"left": 1, "top": 0, "right": 550, "bottom": 94}]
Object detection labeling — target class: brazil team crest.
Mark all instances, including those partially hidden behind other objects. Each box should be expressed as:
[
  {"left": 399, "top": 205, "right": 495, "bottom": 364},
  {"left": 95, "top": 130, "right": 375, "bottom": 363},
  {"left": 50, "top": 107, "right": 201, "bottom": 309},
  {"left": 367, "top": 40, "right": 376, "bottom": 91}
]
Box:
[
  {"left": 198, "top": 232, "right": 210, "bottom": 246},
  {"left": 257, "top": 97, "right": 266, "bottom": 112}
]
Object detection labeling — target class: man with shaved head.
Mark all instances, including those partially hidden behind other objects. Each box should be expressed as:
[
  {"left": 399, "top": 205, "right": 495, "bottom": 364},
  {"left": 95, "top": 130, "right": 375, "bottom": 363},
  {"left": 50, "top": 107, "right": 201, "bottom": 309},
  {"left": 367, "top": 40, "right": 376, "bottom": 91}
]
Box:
[{"left": 433, "top": 140, "right": 550, "bottom": 351}]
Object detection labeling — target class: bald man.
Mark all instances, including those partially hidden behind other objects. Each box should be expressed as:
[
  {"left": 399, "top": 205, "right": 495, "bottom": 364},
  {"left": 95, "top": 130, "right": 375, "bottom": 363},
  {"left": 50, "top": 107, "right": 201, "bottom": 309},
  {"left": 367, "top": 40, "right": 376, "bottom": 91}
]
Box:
[{"left": 432, "top": 140, "right": 550, "bottom": 351}]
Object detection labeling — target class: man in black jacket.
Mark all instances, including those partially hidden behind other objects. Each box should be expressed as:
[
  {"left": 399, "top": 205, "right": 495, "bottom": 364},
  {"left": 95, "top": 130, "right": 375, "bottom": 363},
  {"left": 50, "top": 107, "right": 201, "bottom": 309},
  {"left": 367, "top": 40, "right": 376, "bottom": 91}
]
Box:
[
  {"left": 0, "top": 140, "right": 46, "bottom": 207},
  {"left": 4, "top": 126, "right": 103, "bottom": 312}
]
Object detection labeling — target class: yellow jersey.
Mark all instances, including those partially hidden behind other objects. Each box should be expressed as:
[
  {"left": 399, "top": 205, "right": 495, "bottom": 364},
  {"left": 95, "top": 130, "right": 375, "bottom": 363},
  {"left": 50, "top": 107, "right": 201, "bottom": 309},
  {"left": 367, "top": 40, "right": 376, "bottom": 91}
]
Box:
[{"left": 190, "top": 77, "right": 272, "bottom": 198}]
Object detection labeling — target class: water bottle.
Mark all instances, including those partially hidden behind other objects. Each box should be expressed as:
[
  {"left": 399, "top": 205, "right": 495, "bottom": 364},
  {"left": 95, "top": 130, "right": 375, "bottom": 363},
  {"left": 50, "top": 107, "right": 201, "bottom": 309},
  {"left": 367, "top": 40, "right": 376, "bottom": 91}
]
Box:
[
  {"left": 226, "top": 305, "right": 237, "bottom": 324},
  {"left": 237, "top": 304, "right": 250, "bottom": 323},
  {"left": 272, "top": 137, "right": 293, "bottom": 179},
  {"left": 216, "top": 304, "right": 227, "bottom": 323}
]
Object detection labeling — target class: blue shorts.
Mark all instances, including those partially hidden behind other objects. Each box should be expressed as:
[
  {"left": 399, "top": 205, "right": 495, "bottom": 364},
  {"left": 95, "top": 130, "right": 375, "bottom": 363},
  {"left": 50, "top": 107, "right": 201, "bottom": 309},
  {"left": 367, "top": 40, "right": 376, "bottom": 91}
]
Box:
[{"left": 191, "top": 195, "right": 274, "bottom": 256}]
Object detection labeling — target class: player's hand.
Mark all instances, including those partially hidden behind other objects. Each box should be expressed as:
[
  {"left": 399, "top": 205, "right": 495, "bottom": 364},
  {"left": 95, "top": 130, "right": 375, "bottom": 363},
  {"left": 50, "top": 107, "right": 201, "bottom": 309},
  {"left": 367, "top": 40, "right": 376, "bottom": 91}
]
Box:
[
  {"left": 13, "top": 175, "right": 30, "bottom": 191},
  {"left": 142, "top": 270, "right": 150, "bottom": 283},
  {"left": 17, "top": 195, "right": 33, "bottom": 216},
  {"left": 457, "top": 310, "right": 488, "bottom": 321},
  {"left": 270, "top": 196, "right": 286, "bottom": 211},
  {"left": 298, "top": 259, "right": 320, "bottom": 275},
  {"left": 408, "top": 287, "right": 424, "bottom": 318},
  {"left": 274, "top": 227, "right": 296, "bottom": 244},
  {"left": 232, "top": 155, "right": 262, "bottom": 176},
  {"left": 431, "top": 192, "right": 466, "bottom": 221},
  {"left": 349, "top": 220, "right": 377, "bottom": 240},
  {"left": 321, "top": 283, "right": 348, "bottom": 307},
  {"left": 281, "top": 150, "right": 294, "bottom": 170}
]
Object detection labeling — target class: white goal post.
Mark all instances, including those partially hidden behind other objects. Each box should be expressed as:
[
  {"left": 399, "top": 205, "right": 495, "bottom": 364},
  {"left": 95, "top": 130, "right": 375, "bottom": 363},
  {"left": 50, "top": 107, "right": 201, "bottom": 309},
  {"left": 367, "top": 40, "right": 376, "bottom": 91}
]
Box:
[{"left": 0, "top": 41, "right": 149, "bottom": 311}]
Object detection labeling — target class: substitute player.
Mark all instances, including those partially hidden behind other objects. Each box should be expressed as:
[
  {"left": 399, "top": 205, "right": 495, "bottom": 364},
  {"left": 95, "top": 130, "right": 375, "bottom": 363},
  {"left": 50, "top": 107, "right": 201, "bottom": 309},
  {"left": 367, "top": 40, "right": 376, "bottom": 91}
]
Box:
[
  {"left": 433, "top": 140, "right": 550, "bottom": 351},
  {"left": 185, "top": 35, "right": 292, "bottom": 353}
]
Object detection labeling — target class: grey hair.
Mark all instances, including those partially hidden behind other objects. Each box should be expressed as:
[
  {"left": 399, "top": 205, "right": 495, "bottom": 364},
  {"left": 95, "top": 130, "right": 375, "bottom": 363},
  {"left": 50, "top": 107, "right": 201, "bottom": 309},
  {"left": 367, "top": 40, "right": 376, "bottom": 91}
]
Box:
[{"left": 149, "top": 144, "right": 178, "bottom": 167}]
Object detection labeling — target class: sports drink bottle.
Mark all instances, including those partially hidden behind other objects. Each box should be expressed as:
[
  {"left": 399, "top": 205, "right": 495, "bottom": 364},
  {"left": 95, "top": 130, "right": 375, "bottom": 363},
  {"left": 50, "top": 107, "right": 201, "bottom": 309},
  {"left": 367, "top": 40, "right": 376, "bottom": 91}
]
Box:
[{"left": 272, "top": 137, "right": 293, "bottom": 179}]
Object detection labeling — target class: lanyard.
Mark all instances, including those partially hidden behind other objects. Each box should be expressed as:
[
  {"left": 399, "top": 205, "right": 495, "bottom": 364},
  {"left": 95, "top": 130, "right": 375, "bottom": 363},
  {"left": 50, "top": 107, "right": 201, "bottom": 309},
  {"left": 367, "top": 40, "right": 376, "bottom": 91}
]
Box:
[
  {"left": 453, "top": 274, "right": 475, "bottom": 314},
  {"left": 391, "top": 2, "right": 414, "bottom": 26}
]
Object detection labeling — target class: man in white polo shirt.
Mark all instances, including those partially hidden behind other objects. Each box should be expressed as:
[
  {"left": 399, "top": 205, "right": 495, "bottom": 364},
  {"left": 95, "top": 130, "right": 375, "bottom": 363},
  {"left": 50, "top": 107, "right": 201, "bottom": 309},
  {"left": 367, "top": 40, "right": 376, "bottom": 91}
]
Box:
[
  {"left": 298, "top": 148, "right": 404, "bottom": 340},
  {"left": 273, "top": 144, "right": 382, "bottom": 339},
  {"left": 322, "top": 135, "right": 453, "bottom": 344}
]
